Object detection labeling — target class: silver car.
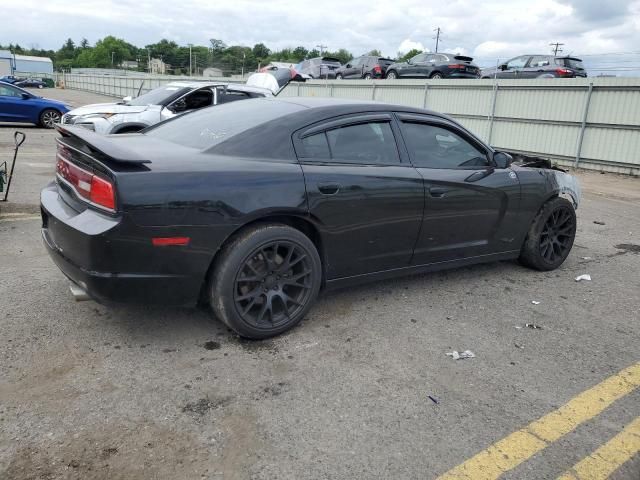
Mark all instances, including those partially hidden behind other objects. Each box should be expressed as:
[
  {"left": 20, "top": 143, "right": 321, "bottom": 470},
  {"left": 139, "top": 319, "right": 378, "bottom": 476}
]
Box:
[{"left": 61, "top": 80, "right": 274, "bottom": 134}]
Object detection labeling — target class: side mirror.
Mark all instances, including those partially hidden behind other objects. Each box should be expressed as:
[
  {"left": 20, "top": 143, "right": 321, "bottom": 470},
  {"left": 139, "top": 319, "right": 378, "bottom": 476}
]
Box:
[
  {"left": 407, "top": 59, "right": 413, "bottom": 65},
  {"left": 499, "top": 64, "right": 508, "bottom": 71},
  {"left": 493, "top": 151, "right": 513, "bottom": 169},
  {"left": 346, "top": 64, "right": 351, "bottom": 68},
  {"left": 21, "top": 93, "right": 30, "bottom": 99},
  {"left": 123, "top": 96, "right": 132, "bottom": 102}
]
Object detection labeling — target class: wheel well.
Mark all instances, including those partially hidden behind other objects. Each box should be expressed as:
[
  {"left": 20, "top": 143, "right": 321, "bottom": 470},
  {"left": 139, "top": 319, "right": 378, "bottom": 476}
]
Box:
[
  {"left": 198, "top": 215, "right": 327, "bottom": 305},
  {"left": 113, "top": 124, "right": 145, "bottom": 134}
]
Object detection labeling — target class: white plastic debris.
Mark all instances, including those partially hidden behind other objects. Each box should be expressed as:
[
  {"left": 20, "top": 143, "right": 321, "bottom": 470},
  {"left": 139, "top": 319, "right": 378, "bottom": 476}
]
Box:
[
  {"left": 581, "top": 256, "right": 592, "bottom": 260},
  {"left": 531, "top": 300, "right": 540, "bottom": 305},
  {"left": 446, "top": 350, "right": 475, "bottom": 360},
  {"left": 575, "top": 274, "right": 592, "bottom": 282}
]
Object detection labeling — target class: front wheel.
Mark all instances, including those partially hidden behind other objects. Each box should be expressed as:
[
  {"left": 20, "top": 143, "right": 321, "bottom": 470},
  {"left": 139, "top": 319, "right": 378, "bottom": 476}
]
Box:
[
  {"left": 519, "top": 197, "right": 576, "bottom": 271},
  {"left": 364, "top": 73, "right": 372, "bottom": 80},
  {"left": 210, "top": 224, "right": 322, "bottom": 339},
  {"left": 386, "top": 70, "right": 398, "bottom": 79},
  {"left": 39, "top": 109, "right": 61, "bottom": 128},
  {"left": 335, "top": 74, "right": 343, "bottom": 80},
  {"left": 430, "top": 72, "right": 443, "bottom": 79}
]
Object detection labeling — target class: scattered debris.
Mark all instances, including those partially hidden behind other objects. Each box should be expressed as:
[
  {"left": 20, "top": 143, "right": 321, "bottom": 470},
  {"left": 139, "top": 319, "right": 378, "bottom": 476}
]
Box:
[
  {"left": 593, "top": 221, "right": 606, "bottom": 225},
  {"left": 428, "top": 395, "right": 439, "bottom": 404},
  {"left": 446, "top": 350, "right": 475, "bottom": 360},
  {"left": 614, "top": 243, "right": 640, "bottom": 255},
  {"left": 515, "top": 325, "right": 522, "bottom": 329},
  {"left": 581, "top": 256, "right": 592, "bottom": 260},
  {"left": 525, "top": 323, "right": 543, "bottom": 330},
  {"left": 203, "top": 341, "right": 221, "bottom": 350},
  {"left": 575, "top": 274, "right": 592, "bottom": 282},
  {"left": 531, "top": 300, "right": 540, "bottom": 305},
  {"left": 515, "top": 343, "right": 525, "bottom": 349}
]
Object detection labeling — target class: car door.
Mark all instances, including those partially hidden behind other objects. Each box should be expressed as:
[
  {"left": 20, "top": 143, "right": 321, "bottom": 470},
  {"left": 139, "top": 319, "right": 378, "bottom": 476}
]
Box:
[
  {"left": 344, "top": 57, "right": 362, "bottom": 78},
  {"left": 396, "top": 114, "right": 521, "bottom": 264},
  {"left": 294, "top": 114, "right": 425, "bottom": 279},
  {"left": 498, "top": 56, "right": 530, "bottom": 79},
  {"left": 0, "top": 84, "right": 34, "bottom": 122},
  {"left": 521, "top": 55, "right": 551, "bottom": 78},
  {"left": 406, "top": 53, "right": 429, "bottom": 77}
]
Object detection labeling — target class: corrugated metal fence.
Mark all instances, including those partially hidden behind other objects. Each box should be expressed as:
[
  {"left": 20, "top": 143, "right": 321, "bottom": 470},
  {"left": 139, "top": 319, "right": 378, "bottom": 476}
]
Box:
[
  {"left": 48, "top": 73, "right": 640, "bottom": 174},
  {"left": 280, "top": 78, "right": 640, "bottom": 175}
]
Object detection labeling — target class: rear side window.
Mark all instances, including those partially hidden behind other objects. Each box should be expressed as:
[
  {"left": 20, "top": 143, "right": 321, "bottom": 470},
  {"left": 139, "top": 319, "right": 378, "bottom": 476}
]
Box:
[
  {"left": 529, "top": 56, "right": 551, "bottom": 67},
  {"left": 300, "top": 122, "right": 399, "bottom": 165},
  {"left": 556, "top": 58, "right": 584, "bottom": 69},
  {"left": 401, "top": 122, "right": 489, "bottom": 169}
]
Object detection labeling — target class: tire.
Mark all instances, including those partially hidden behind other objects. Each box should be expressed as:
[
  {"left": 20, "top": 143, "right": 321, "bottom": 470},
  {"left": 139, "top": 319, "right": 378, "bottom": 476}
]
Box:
[
  {"left": 210, "top": 223, "right": 322, "bottom": 339},
  {"left": 38, "top": 84, "right": 44, "bottom": 89},
  {"left": 364, "top": 73, "right": 372, "bottom": 80},
  {"left": 336, "top": 74, "right": 343, "bottom": 80},
  {"left": 386, "top": 70, "right": 397, "bottom": 79},
  {"left": 519, "top": 197, "right": 576, "bottom": 271},
  {"left": 39, "top": 109, "right": 61, "bottom": 129},
  {"left": 430, "top": 72, "right": 443, "bottom": 79}
]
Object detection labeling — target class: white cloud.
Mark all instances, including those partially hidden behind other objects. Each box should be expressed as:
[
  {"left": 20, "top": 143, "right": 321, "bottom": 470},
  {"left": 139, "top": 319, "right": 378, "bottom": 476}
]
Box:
[{"left": 397, "top": 39, "right": 427, "bottom": 55}]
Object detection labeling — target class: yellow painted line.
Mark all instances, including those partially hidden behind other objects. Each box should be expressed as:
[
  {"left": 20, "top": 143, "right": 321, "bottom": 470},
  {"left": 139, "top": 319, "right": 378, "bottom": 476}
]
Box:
[
  {"left": 0, "top": 214, "right": 40, "bottom": 222},
  {"left": 437, "top": 362, "right": 640, "bottom": 480},
  {"left": 557, "top": 416, "right": 640, "bottom": 480}
]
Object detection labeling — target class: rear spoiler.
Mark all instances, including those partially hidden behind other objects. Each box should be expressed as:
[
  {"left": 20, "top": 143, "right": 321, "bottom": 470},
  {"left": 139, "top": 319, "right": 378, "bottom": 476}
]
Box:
[{"left": 56, "top": 125, "right": 151, "bottom": 164}]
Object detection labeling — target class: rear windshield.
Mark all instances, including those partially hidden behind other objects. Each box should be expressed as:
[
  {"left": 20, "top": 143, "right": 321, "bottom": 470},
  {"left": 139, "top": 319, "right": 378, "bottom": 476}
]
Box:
[
  {"left": 322, "top": 57, "right": 342, "bottom": 65},
  {"left": 556, "top": 58, "right": 584, "bottom": 70},
  {"left": 128, "top": 85, "right": 190, "bottom": 106},
  {"left": 145, "top": 99, "right": 304, "bottom": 150},
  {"left": 454, "top": 55, "right": 473, "bottom": 62},
  {"left": 377, "top": 58, "right": 394, "bottom": 65}
]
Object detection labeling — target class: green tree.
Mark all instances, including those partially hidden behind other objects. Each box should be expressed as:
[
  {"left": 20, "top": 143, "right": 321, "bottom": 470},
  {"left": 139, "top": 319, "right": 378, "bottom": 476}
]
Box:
[
  {"left": 366, "top": 49, "right": 383, "bottom": 57},
  {"left": 252, "top": 43, "right": 270, "bottom": 60},
  {"left": 291, "top": 46, "right": 308, "bottom": 61},
  {"left": 325, "top": 48, "right": 352, "bottom": 64},
  {"left": 398, "top": 48, "right": 423, "bottom": 62}
]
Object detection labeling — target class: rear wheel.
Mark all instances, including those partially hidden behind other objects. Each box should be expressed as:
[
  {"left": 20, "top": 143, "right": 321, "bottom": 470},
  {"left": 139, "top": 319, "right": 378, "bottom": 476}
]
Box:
[
  {"left": 364, "top": 73, "right": 372, "bottom": 80},
  {"left": 39, "top": 109, "right": 61, "bottom": 128},
  {"left": 336, "top": 74, "right": 343, "bottom": 80},
  {"left": 430, "top": 72, "right": 443, "bottom": 79},
  {"left": 519, "top": 197, "right": 576, "bottom": 271},
  {"left": 386, "top": 70, "right": 398, "bottom": 79},
  {"left": 210, "top": 224, "right": 322, "bottom": 339}
]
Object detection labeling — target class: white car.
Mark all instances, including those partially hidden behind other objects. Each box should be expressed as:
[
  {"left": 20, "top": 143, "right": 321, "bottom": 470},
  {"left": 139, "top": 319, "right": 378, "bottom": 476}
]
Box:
[{"left": 61, "top": 78, "right": 274, "bottom": 134}]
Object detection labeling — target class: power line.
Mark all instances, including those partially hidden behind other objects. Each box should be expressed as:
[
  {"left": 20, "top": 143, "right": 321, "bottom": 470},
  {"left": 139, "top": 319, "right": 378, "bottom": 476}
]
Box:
[
  {"left": 433, "top": 27, "right": 442, "bottom": 53},
  {"left": 316, "top": 44, "right": 327, "bottom": 55},
  {"left": 550, "top": 42, "right": 564, "bottom": 55}
]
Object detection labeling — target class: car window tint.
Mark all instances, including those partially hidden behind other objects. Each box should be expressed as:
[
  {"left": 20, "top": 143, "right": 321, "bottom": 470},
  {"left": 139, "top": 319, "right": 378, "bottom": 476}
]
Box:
[
  {"left": 0, "top": 85, "right": 20, "bottom": 97},
  {"left": 325, "top": 122, "right": 399, "bottom": 165},
  {"left": 401, "top": 122, "right": 489, "bottom": 169},
  {"left": 506, "top": 56, "right": 529, "bottom": 69},
  {"left": 301, "top": 132, "right": 330, "bottom": 159},
  {"left": 412, "top": 53, "right": 427, "bottom": 63},
  {"left": 217, "top": 90, "right": 250, "bottom": 104},
  {"left": 529, "top": 56, "right": 550, "bottom": 67}
]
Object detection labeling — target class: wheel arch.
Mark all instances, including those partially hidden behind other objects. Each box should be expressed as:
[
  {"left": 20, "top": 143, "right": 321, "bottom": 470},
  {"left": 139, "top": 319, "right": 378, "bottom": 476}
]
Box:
[
  {"left": 198, "top": 213, "right": 327, "bottom": 304},
  {"left": 112, "top": 122, "right": 148, "bottom": 134}
]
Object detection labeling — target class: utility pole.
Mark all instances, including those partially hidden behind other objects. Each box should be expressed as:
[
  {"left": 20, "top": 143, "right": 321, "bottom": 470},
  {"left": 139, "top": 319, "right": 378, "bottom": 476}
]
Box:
[
  {"left": 550, "top": 42, "right": 564, "bottom": 56},
  {"left": 111, "top": 51, "right": 115, "bottom": 67},
  {"left": 188, "top": 43, "right": 193, "bottom": 76},
  {"left": 433, "top": 27, "right": 442, "bottom": 53},
  {"left": 316, "top": 44, "right": 327, "bottom": 55},
  {"left": 241, "top": 52, "right": 246, "bottom": 78},
  {"left": 194, "top": 53, "right": 197, "bottom": 76}
]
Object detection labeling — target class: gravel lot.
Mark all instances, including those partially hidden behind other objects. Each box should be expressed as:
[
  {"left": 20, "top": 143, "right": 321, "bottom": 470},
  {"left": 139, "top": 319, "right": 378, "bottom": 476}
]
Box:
[{"left": 1, "top": 89, "right": 639, "bottom": 480}]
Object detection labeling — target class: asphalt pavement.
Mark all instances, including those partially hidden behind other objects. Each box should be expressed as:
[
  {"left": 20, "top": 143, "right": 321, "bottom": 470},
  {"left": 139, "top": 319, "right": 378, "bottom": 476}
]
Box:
[{"left": 0, "top": 88, "right": 638, "bottom": 480}]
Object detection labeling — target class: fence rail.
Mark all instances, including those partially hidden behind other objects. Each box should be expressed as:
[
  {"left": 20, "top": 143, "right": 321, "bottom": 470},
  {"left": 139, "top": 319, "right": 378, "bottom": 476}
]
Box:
[{"left": 57, "top": 73, "right": 640, "bottom": 174}]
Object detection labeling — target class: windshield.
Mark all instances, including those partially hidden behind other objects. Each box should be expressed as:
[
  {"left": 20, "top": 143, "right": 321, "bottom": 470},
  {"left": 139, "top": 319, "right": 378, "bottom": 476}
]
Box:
[
  {"left": 145, "top": 98, "right": 305, "bottom": 150},
  {"left": 127, "top": 85, "right": 190, "bottom": 106}
]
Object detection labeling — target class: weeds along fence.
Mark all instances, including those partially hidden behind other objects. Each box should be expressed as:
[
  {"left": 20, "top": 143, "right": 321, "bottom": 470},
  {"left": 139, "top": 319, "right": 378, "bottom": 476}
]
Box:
[{"left": 54, "top": 73, "right": 640, "bottom": 174}]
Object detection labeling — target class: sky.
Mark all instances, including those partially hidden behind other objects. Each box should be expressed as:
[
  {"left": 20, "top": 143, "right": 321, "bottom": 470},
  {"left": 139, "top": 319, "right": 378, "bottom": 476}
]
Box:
[{"left": 2, "top": 0, "right": 640, "bottom": 73}]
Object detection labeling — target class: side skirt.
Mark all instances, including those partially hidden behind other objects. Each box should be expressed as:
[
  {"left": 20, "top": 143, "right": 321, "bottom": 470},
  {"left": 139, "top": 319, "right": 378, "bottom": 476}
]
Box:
[{"left": 324, "top": 250, "right": 521, "bottom": 290}]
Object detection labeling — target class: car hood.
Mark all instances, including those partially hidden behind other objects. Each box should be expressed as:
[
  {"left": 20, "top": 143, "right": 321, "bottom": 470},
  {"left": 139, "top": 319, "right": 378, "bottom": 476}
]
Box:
[{"left": 67, "top": 103, "right": 150, "bottom": 116}]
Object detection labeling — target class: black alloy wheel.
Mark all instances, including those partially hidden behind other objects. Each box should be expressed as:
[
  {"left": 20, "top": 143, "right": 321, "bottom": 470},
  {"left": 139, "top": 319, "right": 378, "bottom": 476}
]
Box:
[
  {"left": 364, "top": 73, "right": 372, "bottom": 80},
  {"left": 519, "top": 197, "right": 576, "bottom": 271},
  {"left": 234, "top": 241, "right": 314, "bottom": 328},
  {"left": 539, "top": 205, "right": 575, "bottom": 263},
  {"left": 210, "top": 224, "right": 322, "bottom": 339},
  {"left": 431, "top": 72, "right": 443, "bottom": 79}
]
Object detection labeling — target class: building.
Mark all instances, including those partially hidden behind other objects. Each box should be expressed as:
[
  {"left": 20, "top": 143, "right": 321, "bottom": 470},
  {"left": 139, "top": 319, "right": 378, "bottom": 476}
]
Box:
[
  {"left": 202, "top": 67, "right": 224, "bottom": 77},
  {"left": 0, "top": 50, "right": 14, "bottom": 76},
  {"left": 149, "top": 58, "right": 168, "bottom": 75},
  {"left": 121, "top": 60, "right": 139, "bottom": 70},
  {"left": 14, "top": 54, "right": 53, "bottom": 74}
]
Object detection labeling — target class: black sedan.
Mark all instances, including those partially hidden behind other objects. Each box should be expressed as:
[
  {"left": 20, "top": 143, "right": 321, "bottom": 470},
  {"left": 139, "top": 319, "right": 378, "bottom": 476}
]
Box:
[
  {"left": 15, "top": 78, "right": 47, "bottom": 88},
  {"left": 386, "top": 53, "right": 480, "bottom": 79},
  {"left": 41, "top": 97, "right": 580, "bottom": 339}
]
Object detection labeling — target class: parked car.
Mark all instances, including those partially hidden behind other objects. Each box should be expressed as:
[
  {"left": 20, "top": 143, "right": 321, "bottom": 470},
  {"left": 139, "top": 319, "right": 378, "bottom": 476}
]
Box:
[
  {"left": 42, "top": 97, "right": 581, "bottom": 339},
  {"left": 386, "top": 53, "right": 480, "bottom": 79},
  {"left": 296, "top": 57, "right": 342, "bottom": 79},
  {"left": 15, "top": 78, "right": 47, "bottom": 88},
  {"left": 335, "top": 55, "right": 395, "bottom": 79},
  {"left": 481, "top": 55, "right": 587, "bottom": 78},
  {"left": 0, "top": 80, "right": 69, "bottom": 128},
  {"left": 0, "top": 75, "right": 18, "bottom": 84},
  {"left": 61, "top": 79, "right": 274, "bottom": 134}
]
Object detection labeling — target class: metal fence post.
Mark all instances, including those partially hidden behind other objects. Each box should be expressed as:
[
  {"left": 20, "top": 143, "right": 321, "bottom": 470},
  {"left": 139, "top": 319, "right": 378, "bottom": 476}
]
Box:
[
  {"left": 575, "top": 82, "right": 594, "bottom": 168},
  {"left": 330, "top": 83, "right": 334, "bottom": 97},
  {"left": 297, "top": 82, "right": 301, "bottom": 96},
  {"left": 372, "top": 83, "right": 377, "bottom": 101},
  {"left": 422, "top": 83, "right": 429, "bottom": 109},
  {"left": 487, "top": 84, "right": 499, "bottom": 145}
]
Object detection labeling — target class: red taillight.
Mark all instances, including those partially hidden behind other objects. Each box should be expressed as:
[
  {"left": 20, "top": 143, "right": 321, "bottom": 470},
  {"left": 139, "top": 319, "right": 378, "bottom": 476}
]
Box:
[
  {"left": 152, "top": 237, "right": 190, "bottom": 247},
  {"left": 555, "top": 68, "right": 573, "bottom": 76},
  {"left": 373, "top": 65, "right": 382, "bottom": 74},
  {"left": 449, "top": 64, "right": 466, "bottom": 69},
  {"left": 56, "top": 145, "right": 115, "bottom": 211}
]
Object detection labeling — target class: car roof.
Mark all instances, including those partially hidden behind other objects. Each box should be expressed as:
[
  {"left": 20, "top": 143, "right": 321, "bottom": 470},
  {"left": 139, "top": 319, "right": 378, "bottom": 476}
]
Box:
[{"left": 165, "top": 81, "right": 229, "bottom": 88}]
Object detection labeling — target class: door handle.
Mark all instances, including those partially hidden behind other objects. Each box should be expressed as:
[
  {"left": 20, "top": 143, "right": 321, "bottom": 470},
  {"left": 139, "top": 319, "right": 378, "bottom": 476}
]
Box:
[
  {"left": 428, "top": 187, "right": 449, "bottom": 198},
  {"left": 318, "top": 183, "right": 340, "bottom": 195}
]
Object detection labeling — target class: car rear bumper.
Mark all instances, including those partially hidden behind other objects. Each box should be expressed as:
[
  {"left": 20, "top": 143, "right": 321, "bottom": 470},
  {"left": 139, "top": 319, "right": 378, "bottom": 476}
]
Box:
[{"left": 40, "top": 182, "right": 204, "bottom": 305}]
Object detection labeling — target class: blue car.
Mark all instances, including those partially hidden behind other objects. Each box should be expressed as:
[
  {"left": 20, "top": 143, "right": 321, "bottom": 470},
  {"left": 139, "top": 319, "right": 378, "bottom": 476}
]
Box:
[{"left": 0, "top": 81, "right": 70, "bottom": 128}]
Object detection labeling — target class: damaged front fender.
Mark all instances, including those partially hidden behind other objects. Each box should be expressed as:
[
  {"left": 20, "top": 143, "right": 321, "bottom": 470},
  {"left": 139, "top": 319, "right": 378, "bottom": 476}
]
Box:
[{"left": 552, "top": 170, "right": 581, "bottom": 209}]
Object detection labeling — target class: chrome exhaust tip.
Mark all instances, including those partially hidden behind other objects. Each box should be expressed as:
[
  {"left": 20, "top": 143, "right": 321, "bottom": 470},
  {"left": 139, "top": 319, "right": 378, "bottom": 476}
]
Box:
[{"left": 69, "top": 283, "right": 91, "bottom": 302}]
